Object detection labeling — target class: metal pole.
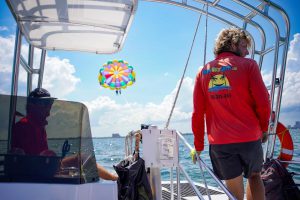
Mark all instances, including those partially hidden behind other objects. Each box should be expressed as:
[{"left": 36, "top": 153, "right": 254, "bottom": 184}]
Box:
[
  {"left": 196, "top": 153, "right": 211, "bottom": 200},
  {"left": 149, "top": 168, "right": 162, "bottom": 200},
  {"left": 176, "top": 167, "right": 181, "bottom": 199},
  {"left": 38, "top": 49, "right": 46, "bottom": 88},
  {"left": 179, "top": 164, "right": 205, "bottom": 200},
  {"left": 10, "top": 27, "right": 22, "bottom": 96},
  {"left": 170, "top": 168, "right": 174, "bottom": 200},
  {"left": 27, "top": 45, "right": 34, "bottom": 94},
  {"left": 7, "top": 27, "right": 22, "bottom": 151},
  {"left": 176, "top": 131, "right": 237, "bottom": 200}
]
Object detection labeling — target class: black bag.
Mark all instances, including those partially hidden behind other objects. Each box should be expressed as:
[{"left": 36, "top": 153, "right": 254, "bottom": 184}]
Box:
[
  {"left": 261, "top": 159, "right": 300, "bottom": 200},
  {"left": 113, "top": 156, "right": 153, "bottom": 200}
]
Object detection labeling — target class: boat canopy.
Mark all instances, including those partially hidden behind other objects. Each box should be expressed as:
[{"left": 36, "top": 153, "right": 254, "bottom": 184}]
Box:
[
  {"left": 6, "top": 0, "right": 138, "bottom": 54},
  {"left": 0, "top": 94, "right": 99, "bottom": 184}
]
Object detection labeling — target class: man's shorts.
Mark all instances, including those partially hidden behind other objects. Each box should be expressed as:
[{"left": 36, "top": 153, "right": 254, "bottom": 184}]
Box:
[{"left": 209, "top": 139, "right": 263, "bottom": 180}]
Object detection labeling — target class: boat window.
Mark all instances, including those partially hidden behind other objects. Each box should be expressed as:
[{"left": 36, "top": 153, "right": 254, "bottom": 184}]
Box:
[{"left": 0, "top": 94, "right": 99, "bottom": 184}]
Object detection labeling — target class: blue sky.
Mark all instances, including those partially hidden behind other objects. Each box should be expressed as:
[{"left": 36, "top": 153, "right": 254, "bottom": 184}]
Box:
[{"left": 0, "top": 1, "right": 299, "bottom": 137}]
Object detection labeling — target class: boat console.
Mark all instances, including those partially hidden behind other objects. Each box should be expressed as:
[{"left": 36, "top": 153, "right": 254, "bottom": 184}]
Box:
[{"left": 0, "top": 94, "right": 118, "bottom": 200}]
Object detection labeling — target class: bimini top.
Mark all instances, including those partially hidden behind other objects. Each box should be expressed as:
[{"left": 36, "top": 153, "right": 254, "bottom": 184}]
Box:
[{"left": 6, "top": 0, "right": 138, "bottom": 54}]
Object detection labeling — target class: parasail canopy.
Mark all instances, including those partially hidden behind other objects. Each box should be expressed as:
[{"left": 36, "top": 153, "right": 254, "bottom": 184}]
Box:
[{"left": 98, "top": 60, "right": 136, "bottom": 94}]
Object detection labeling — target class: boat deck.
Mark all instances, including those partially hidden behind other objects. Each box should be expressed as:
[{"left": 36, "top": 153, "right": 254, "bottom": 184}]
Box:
[{"left": 162, "top": 182, "right": 228, "bottom": 200}]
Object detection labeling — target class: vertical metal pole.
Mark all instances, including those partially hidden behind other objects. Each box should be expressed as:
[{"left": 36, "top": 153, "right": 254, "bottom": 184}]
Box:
[
  {"left": 265, "top": 22, "right": 281, "bottom": 160},
  {"left": 10, "top": 27, "right": 22, "bottom": 96},
  {"left": 8, "top": 27, "right": 22, "bottom": 151},
  {"left": 37, "top": 49, "right": 46, "bottom": 88},
  {"left": 170, "top": 168, "right": 174, "bottom": 200},
  {"left": 27, "top": 45, "right": 34, "bottom": 95},
  {"left": 176, "top": 167, "right": 181, "bottom": 199},
  {"left": 149, "top": 168, "right": 162, "bottom": 200},
  {"left": 176, "top": 131, "right": 181, "bottom": 199}
]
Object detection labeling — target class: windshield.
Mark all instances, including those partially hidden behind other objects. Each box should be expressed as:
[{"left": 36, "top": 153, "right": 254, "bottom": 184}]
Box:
[{"left": 0, "top": 94, "right": 98, "bottom": 184}]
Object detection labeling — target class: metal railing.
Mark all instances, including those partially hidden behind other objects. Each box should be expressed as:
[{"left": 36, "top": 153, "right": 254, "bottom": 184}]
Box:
[
  {"left": 176, "top": 131, "right": 237, "bottom": 200},
  {"left": 124, "top": 129, "right": 237, "bottom": 199}
]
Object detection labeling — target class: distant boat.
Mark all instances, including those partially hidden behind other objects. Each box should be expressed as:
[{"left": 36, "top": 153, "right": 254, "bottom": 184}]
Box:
[{"left": 112, "top": 133, "right": 121, "bottom": 138}]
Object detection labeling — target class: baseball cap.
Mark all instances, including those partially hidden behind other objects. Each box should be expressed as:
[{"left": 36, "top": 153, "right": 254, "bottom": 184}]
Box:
[
  {"left": 28, "top": 88, "right": 56, "bottom": 105},
  {"left": 29, "top": 88, "right": 52, "bottom": 98}
]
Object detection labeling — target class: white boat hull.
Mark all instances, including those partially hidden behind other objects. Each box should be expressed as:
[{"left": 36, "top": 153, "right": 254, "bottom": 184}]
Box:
[{"left": 0, "top": 181, "right": 118, "bottom": 200}]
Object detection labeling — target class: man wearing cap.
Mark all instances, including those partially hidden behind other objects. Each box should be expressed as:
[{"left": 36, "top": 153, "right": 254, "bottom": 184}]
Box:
[
  {"left": 11, "top": 88, "right": 118, "bottom": 181},
  {"left": 11, "top": 88, "right": 55, "bottom": 155}
]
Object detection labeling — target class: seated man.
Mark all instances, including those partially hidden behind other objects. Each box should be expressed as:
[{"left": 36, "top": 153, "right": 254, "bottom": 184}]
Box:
[
  {"left": 11, "top": 88, "right": 118, "bottom": 181},
  {"left": 11, "top": 88, "right": 54, "bottom": 155}
]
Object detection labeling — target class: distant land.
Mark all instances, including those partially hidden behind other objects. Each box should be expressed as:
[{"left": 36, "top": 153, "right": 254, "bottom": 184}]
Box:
[
  {"left": 112, "top": 133, "right": 121, "bottom": 138},
  {"left": 93, "top": 132, "right": 193, "bottom": 138},
  {"left": 287, "top": 121, "right": 300, "bottom": 129}
]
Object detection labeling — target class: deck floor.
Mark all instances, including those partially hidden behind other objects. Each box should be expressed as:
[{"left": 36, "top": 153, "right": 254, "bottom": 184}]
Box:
[{"left": 161, "top": 182, "right": 228, "bottom": 200}]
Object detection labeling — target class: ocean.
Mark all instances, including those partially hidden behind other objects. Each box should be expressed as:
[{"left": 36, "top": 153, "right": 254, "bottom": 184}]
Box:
[{"left": 94, "top": 129, "right": 300, "bottom": 187}]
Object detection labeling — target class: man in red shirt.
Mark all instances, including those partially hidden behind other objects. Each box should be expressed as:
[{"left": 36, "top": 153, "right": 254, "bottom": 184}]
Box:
[
  {"left": 12, "top": 88, "right": 55, "bottom": 155},
  {"left": 11, "top": 88, "right": 118, "bottom": 181},
  {"left": 192, "top": 28, "right": 270, "bottom": 200}
]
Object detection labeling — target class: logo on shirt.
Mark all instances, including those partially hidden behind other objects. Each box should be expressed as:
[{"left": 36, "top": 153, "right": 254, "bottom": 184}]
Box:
[
  {"left": 208, "top": 74, "right": 231, "bottom": 92},
  {"left": 203, "top": 65, "right": 237, "bottom": 75}
]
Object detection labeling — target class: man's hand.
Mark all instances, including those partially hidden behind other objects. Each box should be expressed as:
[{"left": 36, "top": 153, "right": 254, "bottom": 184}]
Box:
[
  {"left": 190, "top": 149, "right": 201, "bottom": 164},
  {"left": 262, "top": 132, "right": 268, "bottom": 143}
]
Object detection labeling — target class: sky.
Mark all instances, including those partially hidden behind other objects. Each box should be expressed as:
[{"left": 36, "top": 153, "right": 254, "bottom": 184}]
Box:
[{"left": 0, "top": 0, "right": 300, "bottom": 137}]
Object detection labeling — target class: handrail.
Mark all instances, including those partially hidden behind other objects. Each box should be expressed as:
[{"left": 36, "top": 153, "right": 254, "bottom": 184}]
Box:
[
  {"left": 178, "top": 163, "right": 205, "bottom": 200},
  {"left": 176, "top": 131, "right": 237, "bottom": 200}
]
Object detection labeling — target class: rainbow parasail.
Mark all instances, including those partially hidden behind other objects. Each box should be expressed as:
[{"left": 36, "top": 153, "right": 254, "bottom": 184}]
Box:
[{"left": 98, "top": 60, "right": 136, "bottom": 94}]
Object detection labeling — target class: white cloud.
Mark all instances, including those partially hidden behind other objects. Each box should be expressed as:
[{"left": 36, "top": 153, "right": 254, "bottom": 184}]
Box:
[
  {"left": 0, "top": 35, "right": 14, "bottom": 73},
  {"left": 0, "top": 35, "right": 80, "bottom": 98},
  {"left": 260, "top": 33, "right": 300, "bottom": 126},
  {"left": 287, "top": 33, "right": 300, "bottom": 71},
  {"left": 42, "top": 57, "right": 80, "bottom": 98},
  {"left": 281, "top": 34, "right": 300, "bottom": 108},
  {"left": 281, "top": 70, "right": 300, "bottom": 107},
  {"left": 0, "top": 26, "right": 8, "bottom": 32},
  {"left": 84, "top": 77, "right": 194, "bottom": 136},
  {"left": 262, "top": 33, "right": 300, "bottom": 109}
]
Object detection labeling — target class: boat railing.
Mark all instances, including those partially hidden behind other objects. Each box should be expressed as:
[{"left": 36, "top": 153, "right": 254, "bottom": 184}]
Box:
[
  {"left": 124, "top": 128, "right": 237, "bottom": 200},
  {"left": 176, "top": 131, "right": 237, "bottom": 200}
]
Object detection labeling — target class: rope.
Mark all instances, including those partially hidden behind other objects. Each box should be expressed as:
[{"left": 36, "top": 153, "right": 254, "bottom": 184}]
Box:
[
  {"left": 278, "top": 128, "right": 288, "bottom": 151},
  {"left": 201, "top": 4, "right": 211, "bottom": 200},
  {"left": 163, "top": 5, "right": 211, "bottom": 198},
  {"left": 203, "top": 1, "right": 209, "bottom": 66},
  {"left": 165, "top": 7, "right": 205, "bottom": 129}
]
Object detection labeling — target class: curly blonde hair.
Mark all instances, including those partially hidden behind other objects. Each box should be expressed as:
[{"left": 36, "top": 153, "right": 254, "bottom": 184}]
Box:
[{"left": 213, "top": 28, "right": 251, "bottom": 56}]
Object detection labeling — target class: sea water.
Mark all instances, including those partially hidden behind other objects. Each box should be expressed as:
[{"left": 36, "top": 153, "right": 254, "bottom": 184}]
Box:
[{"left": 93, "top": 129, "right": 300, "bottom": 187}]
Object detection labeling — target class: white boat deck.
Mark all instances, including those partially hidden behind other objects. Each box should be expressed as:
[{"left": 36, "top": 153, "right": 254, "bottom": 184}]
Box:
[{"left": 162, "top": 181, "right": 228, "bottom": 200}]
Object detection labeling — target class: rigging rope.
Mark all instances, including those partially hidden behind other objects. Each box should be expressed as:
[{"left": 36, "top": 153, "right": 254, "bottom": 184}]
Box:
[
  {"left": 203, "top": 2, "right": 209, "bottom": 66},
  {"left": 164, "top": 4, "right": 211, "bottom": 199},
  {"left": 202, "top": 6, "right": 211, "bottom": 200},
  {"left": 165, "top": 5, "right": 207, "bottom": 129}
]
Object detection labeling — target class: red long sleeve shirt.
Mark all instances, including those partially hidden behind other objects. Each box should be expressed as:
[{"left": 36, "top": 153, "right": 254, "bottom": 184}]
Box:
[
  {"left": 12, "top": 116, "right": 49, "bottom": 155},
  {"left": 192, "top": 52, "right": 271, "bottom": 151}
]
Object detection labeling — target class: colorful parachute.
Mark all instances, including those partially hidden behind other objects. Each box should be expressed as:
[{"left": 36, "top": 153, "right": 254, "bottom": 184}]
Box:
[{"left": 98, "top": 60, "right": 136, "bottom": 94}]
